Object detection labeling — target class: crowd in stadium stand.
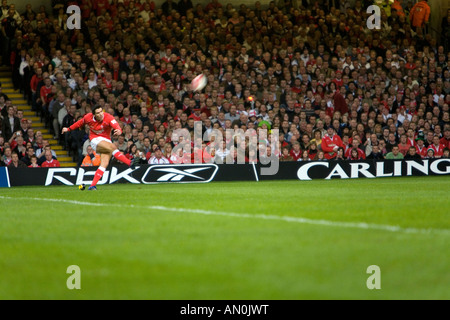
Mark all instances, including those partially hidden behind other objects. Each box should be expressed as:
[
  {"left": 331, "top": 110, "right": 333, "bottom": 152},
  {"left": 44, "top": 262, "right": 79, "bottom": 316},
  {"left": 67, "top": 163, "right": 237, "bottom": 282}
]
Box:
[{"left": 0, "top": 0, "right": 449, "bottom": 168}]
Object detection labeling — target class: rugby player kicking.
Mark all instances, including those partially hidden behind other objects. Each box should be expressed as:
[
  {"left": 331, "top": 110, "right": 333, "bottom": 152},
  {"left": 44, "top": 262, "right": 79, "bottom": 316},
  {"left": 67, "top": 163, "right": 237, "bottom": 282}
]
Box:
[{"left": 62, "top": 105, "right": 132, "bottom": 190}]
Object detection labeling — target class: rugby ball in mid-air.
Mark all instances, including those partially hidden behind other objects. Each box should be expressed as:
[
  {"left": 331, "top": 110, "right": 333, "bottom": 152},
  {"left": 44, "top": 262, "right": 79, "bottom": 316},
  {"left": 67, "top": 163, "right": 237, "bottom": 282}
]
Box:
[{"left": 191, "top": 74, "right": 207, "bottom": 92}]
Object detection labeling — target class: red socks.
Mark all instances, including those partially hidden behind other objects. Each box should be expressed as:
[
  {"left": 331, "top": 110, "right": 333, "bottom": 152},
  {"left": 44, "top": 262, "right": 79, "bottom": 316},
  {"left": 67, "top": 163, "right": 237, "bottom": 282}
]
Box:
[
  {"left": 90, "top": 150, "right": 131, "bottom": 187},
  {"left": 91, "top": 166, "right": 106, "bottom": 187},
  {"left": 112, "top": 149, "right": 131, "bottom": 166}
]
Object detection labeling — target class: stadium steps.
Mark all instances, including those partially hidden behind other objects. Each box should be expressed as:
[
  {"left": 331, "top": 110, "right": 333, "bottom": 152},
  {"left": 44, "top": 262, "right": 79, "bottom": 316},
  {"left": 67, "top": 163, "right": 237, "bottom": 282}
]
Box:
[{"left": 0, "top": 67, "right": 77, "bottom": 167}]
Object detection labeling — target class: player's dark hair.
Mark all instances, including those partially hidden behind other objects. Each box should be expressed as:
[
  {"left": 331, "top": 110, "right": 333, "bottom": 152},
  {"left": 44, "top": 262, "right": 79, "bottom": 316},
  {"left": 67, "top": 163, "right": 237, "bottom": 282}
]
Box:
[{"left": 92, "top": 105, "right": 103, "bottom": 115}]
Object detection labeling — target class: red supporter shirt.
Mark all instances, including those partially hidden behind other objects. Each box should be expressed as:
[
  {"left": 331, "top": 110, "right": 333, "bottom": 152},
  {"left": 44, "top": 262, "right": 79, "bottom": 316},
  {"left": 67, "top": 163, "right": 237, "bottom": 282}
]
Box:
[
  {"left": 69, "top": 112, "right": 121, "bottom": 141},
  {"left": 440, "top": 137, "right": 450, "bottom": 149},
  {"left": 188, "top": 113, "right": 202, "bottom": 121},
  {"left": 345, "top": 147, "right": 366, "bottom": 160},
  {"left": 321, "top": 134, "right": 344, "bottom": 159},
  {"left": 416, "top": 145, "right": 428, "bottom": 158},
  {"left": 290, "top": 149, "right": 302, "bottom": 161},
  {"left": 93, "top": 0, "right": 110, "bottom": 16},
  {"left": 40, "top": 85, "right": 53, "bottom": 104},
  {"left": 333, "top": 78, "right": 344, "bottom": 88},
  {"left": 41, "top": 159, "right": 60, "bottom": 167},
  {"left": 398, "top": 143, "right": 411, "bottom": 157},
  {"left": 428, "top": 144, "right": 446, "bottom": 158},
  {"left": 80, "top": 0, "right": 91, "bottom": 19},
  {"left": 120, "top": 115, "right": 132, "bottom": 125},
  {"left": 30, "top": 75, "right": 42, "bottom": 92}
]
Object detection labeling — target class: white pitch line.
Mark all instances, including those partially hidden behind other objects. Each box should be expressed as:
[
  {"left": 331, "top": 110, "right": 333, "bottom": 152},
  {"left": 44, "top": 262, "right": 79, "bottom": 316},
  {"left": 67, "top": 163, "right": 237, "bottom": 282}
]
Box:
[{"left": 0, "top": 196, "right": 449, "bottom": 236}]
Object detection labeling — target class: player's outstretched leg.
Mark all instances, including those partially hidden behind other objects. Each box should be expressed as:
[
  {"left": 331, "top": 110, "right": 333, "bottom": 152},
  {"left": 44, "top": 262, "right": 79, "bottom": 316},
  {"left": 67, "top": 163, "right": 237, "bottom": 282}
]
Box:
[{"left": 112, "top": 149, "right": 132, "bottom": 166}]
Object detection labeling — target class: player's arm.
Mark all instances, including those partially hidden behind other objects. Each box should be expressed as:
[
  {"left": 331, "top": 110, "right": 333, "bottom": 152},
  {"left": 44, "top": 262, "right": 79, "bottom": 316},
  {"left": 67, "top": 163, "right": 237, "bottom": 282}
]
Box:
[
  {"left": 62, "top": 117, "right": 85, "bottom": 134},
  {"left": 109, "top": 117, "right": 122, "bottom": 136}
]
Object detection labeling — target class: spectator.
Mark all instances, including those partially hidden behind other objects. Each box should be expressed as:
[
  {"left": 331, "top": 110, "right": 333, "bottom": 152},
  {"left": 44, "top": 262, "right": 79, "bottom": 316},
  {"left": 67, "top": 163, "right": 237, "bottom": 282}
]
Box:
[
  {"left": 310, "top": 129, "right": 323, "bottom": 151},
  {"left": 27, "top": 154, "right": 40, "bottom": 167},
  {"left": 0, "top": 0, "right": 9, "bottom": 18},
  {"left": 366, "top": 144, "right": 385, "bottom": 160},
  {"left": 1, "top": 146, "right": 12, "bottom": 165},
  {"left": 307, "top": 142, "right": 318, "bottom": 160},
  {"left": 428, "top": 135, "right": 446, "bottom": 158},
  {"left": 313, "top": 151, "right": 326, "bottom": 161},
  {"left": 385, "top": 145, "right": 405, "bottom": 159},
  {"left": 321, "top": 126, "right": 343, "bottom": 160},
  {"left": 397, "top": 134, "right": 411, "bottom": 157},
  {"left": 18, "top": 118, "right": 29, "bottom": 140},
  {"left": 409, "top": 0, "right": 430, "bottom": 31},
  {"left": 8, "top": 151, "right": 26, "bottom": 168},
  {"left": 177, "top": 0, "right": 193, "bottom": 17},
  {"left": 440, "top": 128, "right": 450, "bottom": 149},
  {"left": 115, "top": 134, "right": 128, "bottom": 153},
  {"left": 0, "top": 8, "right": 17, "bottom": 66},
  {"left": 61, "top": 105, "right": 77, "bottom": 149},
  {"left": 148, "top": 146, "right": 169, "bottom": 164},
  {"left": 205, "top": 0, "right": 222, "bottom": 12},
  {"left": 169, "top": 146, "right": 187, "bottom": 164},
  {"left": 289, "top": 141, "right": 302, "bottom": 161},
  {"left": 425, "top": 148, "right": 435, "bottom": 159},
  {"left": 345, "top": 137, "right": 366, "bottom": 160},
  {"left": 93, "top": 0, "right": 110, "bottom": 16},
  {"left": 415, "top": 133, "right": 428, "bottom": 158},
  {"left": 385, "top": 133, "right": 399, "bottom": 153},
  {"left": 404, "top": 146, "right": 422, "bottom": 160},
  {"left": 49, "top": 91, "right": 66, "bottom": 140},
  {"left": 334, "top": 147, "right": 346, "bottom": 161},
  {"left": 348, "top": 148, "right": 363, "bottom": 161},
  {"left": 161, "top": 0, "right": 176, "bottom": 16},
  {"left": 442, "top": 9, "right": 450, "bottom": 51},
  {"left": 126, "top": 143, "right": 147, "bottom": 166},
  {"left": 163, "top": 143, "right": 173, "bottom": 160},
  {"left": 280, "top": 146, "right": 294, "bottom": 161},
  {"left": 10, "top": 133, "right": 26, "bottom": 159},
  {"left": 21, "top": 147, "right": 35, "bottom": 166},
  {"left": 365, "top": 133, "right": 379, "bottom": 157},
  {"left": 81, "top": 145, "right": 101, "bottom": 167},
  {"left": 1, "top": 105, "right": 20, "bottom": 141},
  {"left": 41, "top": 149, "right": 61, "bottom": 167},
  {"left": 297, "top": 149, "right": 310, "bottom": 162},
  {"left": 36, "top": 140, "right": 57, "bottom": 162},
  {"left": 442, "top": 147, "right": 450, "bottom": 158},
  {"left": 391, "top": 0, "right": 405, "bottom": 17}
]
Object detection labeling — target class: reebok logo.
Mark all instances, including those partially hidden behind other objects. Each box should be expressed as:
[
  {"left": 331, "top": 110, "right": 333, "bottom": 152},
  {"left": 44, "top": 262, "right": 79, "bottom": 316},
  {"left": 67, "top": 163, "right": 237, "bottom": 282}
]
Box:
[
  {"left": 154, "top": 167, "right": 210, "bottom": 182},
  {"left": 141, "top": 164, "right": 219, "bottom": 184}
]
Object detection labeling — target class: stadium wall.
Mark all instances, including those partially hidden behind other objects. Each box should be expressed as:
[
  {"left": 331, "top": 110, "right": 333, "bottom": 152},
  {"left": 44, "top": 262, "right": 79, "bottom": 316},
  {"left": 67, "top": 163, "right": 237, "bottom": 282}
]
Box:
[{"left": 4, "top": 159, "right": 450, "bottom": 187}]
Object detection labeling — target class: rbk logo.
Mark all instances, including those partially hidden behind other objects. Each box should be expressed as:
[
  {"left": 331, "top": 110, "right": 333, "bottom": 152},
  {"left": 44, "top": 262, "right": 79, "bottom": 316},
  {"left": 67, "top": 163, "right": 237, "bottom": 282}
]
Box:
[
  {"left": 154, "top": 167, "right": 211, "bottom": 182},
  {"left": 141, "top": 164, "right": 219, "bottom": 184}
]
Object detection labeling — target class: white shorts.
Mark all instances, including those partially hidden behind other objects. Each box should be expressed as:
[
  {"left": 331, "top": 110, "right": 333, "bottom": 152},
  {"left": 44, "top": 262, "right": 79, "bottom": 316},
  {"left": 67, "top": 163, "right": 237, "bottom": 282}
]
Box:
[{"left": 90, "top": 137, "right": 112, "bottom": 152}]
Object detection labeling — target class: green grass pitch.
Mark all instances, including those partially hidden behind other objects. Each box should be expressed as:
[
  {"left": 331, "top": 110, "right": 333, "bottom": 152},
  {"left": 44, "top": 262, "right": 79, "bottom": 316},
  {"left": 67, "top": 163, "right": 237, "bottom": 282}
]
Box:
[{"left": 0, "top": 176, "right": 449, "bottom": 300}]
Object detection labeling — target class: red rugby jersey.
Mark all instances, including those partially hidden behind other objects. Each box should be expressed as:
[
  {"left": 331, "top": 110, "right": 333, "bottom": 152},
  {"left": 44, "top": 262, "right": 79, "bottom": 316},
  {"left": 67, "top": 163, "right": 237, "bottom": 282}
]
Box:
[{"left": 69, "top": 112, "right": 121, "bottom": 141}]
